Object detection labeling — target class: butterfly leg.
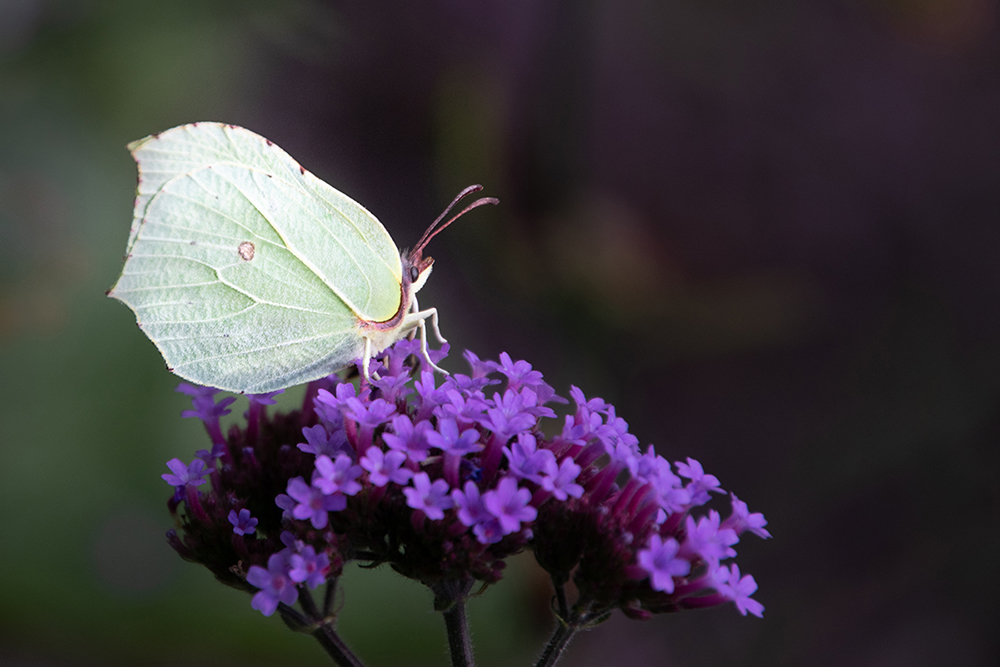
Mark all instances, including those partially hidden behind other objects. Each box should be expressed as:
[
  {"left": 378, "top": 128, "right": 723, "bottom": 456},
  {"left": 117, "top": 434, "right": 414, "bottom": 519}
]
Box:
[
  {"left": 361, "top": 336, "right": 373, "bottom": 382},
  {"left": 361, "top": 336, "right": 383, "bottom": 382},
  {"left": 403, "top": 308, "right": 449, "bottom": 375},
  {"left": 408, "top": 295, "right": 447, "bottom": 343}
]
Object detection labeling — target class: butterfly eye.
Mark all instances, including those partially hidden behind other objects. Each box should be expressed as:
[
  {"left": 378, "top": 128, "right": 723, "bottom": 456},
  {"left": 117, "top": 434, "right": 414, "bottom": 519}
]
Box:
[{"left": 410, "top": 266, "right": 420, "bottom": 282}]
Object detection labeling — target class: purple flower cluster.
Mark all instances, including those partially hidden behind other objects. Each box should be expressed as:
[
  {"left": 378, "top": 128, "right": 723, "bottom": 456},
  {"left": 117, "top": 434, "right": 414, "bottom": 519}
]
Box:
[{"left": 163, "top": 341, "right": 769, "bottom": 623}]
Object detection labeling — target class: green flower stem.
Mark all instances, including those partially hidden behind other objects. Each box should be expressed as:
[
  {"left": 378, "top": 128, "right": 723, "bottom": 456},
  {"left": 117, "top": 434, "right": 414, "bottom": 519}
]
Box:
[
  {"left": 443, "top": 596, "right": 476, "bottom": 667},
  {"left": 533, "top": 620, "right": 579, "bottom": 667},
  {"left": 433, "top": 578, "right": 476, "bottom": 667},
  {"left": 313, "top": 624, "right": 366, "bottom": 667},
  {"left": 324, "top": 577, "right": 338, "bottom": 617},
  {"left": 535, "top": 599, "right": 598, "bottom": 667},
  {"left": 287, "top": 586, "right": 366, "bottom": 667}
]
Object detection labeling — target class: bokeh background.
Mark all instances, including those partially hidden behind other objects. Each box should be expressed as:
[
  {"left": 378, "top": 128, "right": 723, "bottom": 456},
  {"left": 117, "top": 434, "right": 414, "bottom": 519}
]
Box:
[{"left": 2, "top": 0, "right": 998, "bottom": 665}]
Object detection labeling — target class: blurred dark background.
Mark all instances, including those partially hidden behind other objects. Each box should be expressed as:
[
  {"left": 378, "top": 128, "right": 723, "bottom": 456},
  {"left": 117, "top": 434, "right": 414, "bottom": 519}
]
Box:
[{"left": 1, "top": 0, "right": 998, "bottom": 665}]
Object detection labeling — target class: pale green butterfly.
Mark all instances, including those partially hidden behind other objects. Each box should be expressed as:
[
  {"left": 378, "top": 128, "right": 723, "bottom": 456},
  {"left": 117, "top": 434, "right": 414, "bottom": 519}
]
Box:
[{"left": 108, "top": 122, "right": 496, "bottom": 393}]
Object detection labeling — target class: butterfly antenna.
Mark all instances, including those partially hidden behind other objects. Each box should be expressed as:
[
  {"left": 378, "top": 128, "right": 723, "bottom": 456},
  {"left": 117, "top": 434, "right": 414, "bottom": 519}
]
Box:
[{"left": 413, "top": 186, "right": 498, "bottom": 255}]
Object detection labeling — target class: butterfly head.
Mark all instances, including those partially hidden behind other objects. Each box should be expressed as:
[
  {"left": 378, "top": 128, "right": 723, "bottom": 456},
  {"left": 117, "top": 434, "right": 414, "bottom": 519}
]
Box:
[
  {"left": 405, "top": 185, "right": 498, "bottom": 296},
  {"left": 402, "top": 250, "right": 435, "bottom": 295}
]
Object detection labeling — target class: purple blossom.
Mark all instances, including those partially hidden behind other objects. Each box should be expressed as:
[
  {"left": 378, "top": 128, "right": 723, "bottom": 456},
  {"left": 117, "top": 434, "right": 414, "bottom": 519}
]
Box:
[
  {"left": 433, "top": 389, "right": 489, "bottom": 425},
  {"left": 343, "top": 397, "right": 397, "bottom": 429},
  {"left": 635, "top": 448, "right": 690, "bottom": 514},
  {"left": 637, "top": 534, "right": 690, "bottom": 594},
  {"left": 427, "top": 342, "right": 450, "bottom": 364},
  {"left": 463, "top": 349, "right": 499, "bottom": 378},
  {"left": 228, "top": 508, "right": 258, "bottom": 535},
  {"left": 247, "top": 552, "right": 298, "bottom": 616},
  {"left": 558, "top": 412, "right": 593, "bottom": 447},
  {"left": 175, "top": 383, "right": 218, "bottom": 401},
  {"left": 382, "top": 415, "right": 433, "bottom": 462},
  {"left": 675, "top": 457, "right": 723, "bottom": 505},
  {"left": 372, "top": 371, "right": 413, "bottom": 404},
  {"left": 280, "top": 530, "right": 307, "bottom": 552},
  {"left": 515, "top": 387, "right": 558, "bottom": 419},
  {"left": 482, "top": 476, "right": 537, "bottom": 535},
  {"left": 569, "top": 385, "right": 609, "bottom": 414},
  {"left": 360, "top": 447, "right": 413, "bottom": 486},
  {"left": 540, "top": 457, "right": 585, "bottom": 501},
  {"left": 315, "top": 382, "right": 367, "bottom": 417},
  {"left": 275, "top": 493, "right": 296, "bottom": 521},
  {"left": 286, "top": 477, "right": 343, "bottom": 528},
  {"left": 162, "top": 458, "right": 211, "bottom": 488},
  {"left": 680, "top": 510, "right": 739, "bottom": 565},
  {"left": 610, "top": 441, "right": 641, "bottom": 477},
  {"left": 425, "top": 418, "right": 483, "bottom": 456},
  {"left": 504, "top": 433, "right": 557, "bottom": 484},
  {"left": 194, "top": 442, "right": 226, "bottom": 464},
  {"left": 247, "top": 390, "right": 283, "bottom": 407},
  {"left": 414, "top": 370, "right": 449, "bottom": 416},
  {"left": 179, "top": 390, "right": 236, "bottom": 423},
  {"left": 452, "top": 481, "right": 490, "bottom": 527},
  {"left": 444, "top": 373, "right": 495, "bottom": 393},
  {"left": 297, "top": 424, "right": 348, "bottom": 458},
  {"left": 635, "top": 448, "right": 678, "bottom": 487},
  {"left": 313, "top": 454, "right": 363, "bottom": 501},
  {"left": 594, "top": 406, "right": 639, "bottom": 453},
  {"left": 497, "top": 352, "right": 545, "bottom": 391},
  {"left": 288, "top": 546, "right": 330, "bottom": 590},
  {"left": 714, "top": 564, "right": 764, "bottom": 617},
  {"left": 312, "top": 382, "right": 347, "bottom": 429},
  {"left": 177, "top": 383, "right": 235, "bottom": 445},
  {"left": 722, "top": 493, "right": 772, "bottom": 539},
  {"left": 452, "top": 481, "right": 503, "bottom": 544},
  {"left": 163, "top": 340, "right": 769, "bottom": 625},
  {"left": 381, "top": 338, "right": 423, "bottom": 375},
  {"left": 403, "top": 472, "right": 453, "bottom": 520},
  {"left": 480, "top": 388, "right": 537, "bottom": 440}
]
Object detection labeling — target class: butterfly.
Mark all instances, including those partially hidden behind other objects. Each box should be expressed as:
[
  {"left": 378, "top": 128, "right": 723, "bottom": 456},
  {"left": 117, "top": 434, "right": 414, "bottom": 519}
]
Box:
[{"left": 108, "top": 122, "right": 495, "bottom": 393}]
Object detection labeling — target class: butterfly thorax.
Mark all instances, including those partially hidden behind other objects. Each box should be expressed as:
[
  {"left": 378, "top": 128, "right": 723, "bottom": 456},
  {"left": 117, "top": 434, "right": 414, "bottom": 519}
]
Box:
[{"left": 355, "top": 251, "right": 433, "bottom": 354}]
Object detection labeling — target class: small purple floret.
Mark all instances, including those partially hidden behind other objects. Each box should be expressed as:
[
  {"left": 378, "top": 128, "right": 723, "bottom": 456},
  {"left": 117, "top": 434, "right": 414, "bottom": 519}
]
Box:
[
  {"left": 680, "top": 510, "right": 739, "bottom": 565},
  {"left": 722, "top": 493, "right": 772, "bottom": 539},
  {"left": 288, "top": 546, "right": 330, "bottom": 590},
  {"left": 637, "top": 534, "right": 690, "bottom": 594},
  {"left": 360, "top": 447, "right": 413, "bottom": 487},
  {"left": 247, "top": 552, "right": 298, "bottom": 616},
  {"left": 714, "top": 564, "right": 764, "bottom": 617},
  {"left": 313, "top": 454, "right": 363, "bottom": 500},
  {"left": 383, "top": 415, "right": 433, "bottom": 462},
  {"left": 482, "top": 476, "right": 536, "bottom": 535},
  {"left": 403, "top": 472, "right": 453, "bottom": 520},
  {"left": 497, "top": 352, "right": 545, "bottom": 391},
  {"left": 675, "top": 457, "right": 724, "bottom": 505},
  {"left": 228, "top": 508, "right": 258, "bottom": 535},
  {"left": 297, "top": 424, "right": 348, "bottom": 458},
  {"left": 452, "top": 481, "right": 503, "bottom": 544},
  {"left": 425, "top": 418, "right": 482, "bottom": 456},
  {"left": 541, "top": 457, "right": 585, "bottom": 500},
  {"left": 504, "top": 433, "right": 557, "bottom": 484},
  {"left": 162, "top": 458, "right": 211, "bottom": 488},
  {"left": 286, "top": 477, "right": 343, "bottom": 528},
  {"left": 247, "top": 390, "right": 283, "bottom": 407}
]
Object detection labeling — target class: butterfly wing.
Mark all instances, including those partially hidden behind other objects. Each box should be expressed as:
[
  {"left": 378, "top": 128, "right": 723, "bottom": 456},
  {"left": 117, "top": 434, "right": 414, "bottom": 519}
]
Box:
[{"left": 109, "top": 123, "right": 403, "bottom": 393}]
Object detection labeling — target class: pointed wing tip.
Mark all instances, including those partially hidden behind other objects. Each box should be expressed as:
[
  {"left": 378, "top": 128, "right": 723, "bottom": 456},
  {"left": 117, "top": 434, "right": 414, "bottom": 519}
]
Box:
[{"left": 127, "top": 121, "right": 237, "bottom": 154}]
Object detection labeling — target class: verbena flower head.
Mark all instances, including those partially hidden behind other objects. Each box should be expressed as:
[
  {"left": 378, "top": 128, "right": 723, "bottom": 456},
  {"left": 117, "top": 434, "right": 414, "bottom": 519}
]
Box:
[{"left": 163, "top": 342, "right": 769, "bottom": 622}]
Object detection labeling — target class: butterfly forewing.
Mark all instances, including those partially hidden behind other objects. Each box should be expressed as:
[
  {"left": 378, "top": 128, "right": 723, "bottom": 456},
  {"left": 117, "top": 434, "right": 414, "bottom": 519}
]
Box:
[{"left": 111, "top": 123, "right": 405, "bottom": 392}]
